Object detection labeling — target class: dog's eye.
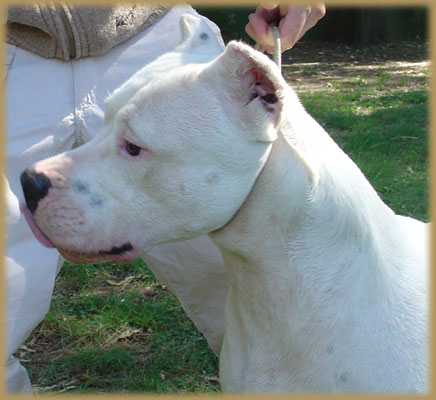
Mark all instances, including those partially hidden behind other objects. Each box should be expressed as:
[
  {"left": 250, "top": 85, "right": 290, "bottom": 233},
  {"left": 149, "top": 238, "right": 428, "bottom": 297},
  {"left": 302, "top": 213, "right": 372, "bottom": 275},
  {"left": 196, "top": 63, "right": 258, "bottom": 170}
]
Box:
[{"left": 125, "top": 141, "right": 141, "bottom": 156}]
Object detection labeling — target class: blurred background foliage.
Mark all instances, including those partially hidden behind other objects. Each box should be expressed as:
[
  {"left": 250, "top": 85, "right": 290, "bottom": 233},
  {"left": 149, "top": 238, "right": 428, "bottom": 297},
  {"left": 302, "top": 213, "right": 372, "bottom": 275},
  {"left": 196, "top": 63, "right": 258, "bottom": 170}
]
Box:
[{"left": 195, "top": 6, "right": 428, "bottom": 45}]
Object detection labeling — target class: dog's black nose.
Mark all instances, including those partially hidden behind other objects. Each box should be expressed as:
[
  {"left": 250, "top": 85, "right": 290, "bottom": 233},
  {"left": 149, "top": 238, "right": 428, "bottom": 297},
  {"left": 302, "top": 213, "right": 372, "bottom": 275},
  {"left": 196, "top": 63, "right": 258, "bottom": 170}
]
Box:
[{"left": 20, "top": 169, "right": 52, "bottom": 214}]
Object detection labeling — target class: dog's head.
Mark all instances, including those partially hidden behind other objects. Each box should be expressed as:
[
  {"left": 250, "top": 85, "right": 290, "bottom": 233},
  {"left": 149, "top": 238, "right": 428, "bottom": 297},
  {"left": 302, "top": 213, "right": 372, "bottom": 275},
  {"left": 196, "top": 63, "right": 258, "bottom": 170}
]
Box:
[{"left": 20, "top": 15, "right": 289, "bottom": 264}]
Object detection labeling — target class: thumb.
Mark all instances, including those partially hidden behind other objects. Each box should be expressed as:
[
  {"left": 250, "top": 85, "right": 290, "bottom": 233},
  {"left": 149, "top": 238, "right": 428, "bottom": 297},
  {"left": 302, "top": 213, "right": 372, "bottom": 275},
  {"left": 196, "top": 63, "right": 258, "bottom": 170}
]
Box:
[{"left": 261, "top": 1, "right": 279, "bottom": 10}]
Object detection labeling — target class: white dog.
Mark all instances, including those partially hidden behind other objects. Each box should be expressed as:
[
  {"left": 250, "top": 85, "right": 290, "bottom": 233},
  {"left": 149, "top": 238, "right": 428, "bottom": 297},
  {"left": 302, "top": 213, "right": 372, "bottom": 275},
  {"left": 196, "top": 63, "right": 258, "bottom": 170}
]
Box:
[{"left": 20, "top": 15, "right": 428, "bottom": 393}]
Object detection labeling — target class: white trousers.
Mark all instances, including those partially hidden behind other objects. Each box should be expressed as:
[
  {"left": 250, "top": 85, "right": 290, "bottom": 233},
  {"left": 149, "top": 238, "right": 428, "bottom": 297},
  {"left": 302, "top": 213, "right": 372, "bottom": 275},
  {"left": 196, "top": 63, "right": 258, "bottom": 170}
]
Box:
[{"left": 5, "top": 6, "right": 228, "bottom": 392}]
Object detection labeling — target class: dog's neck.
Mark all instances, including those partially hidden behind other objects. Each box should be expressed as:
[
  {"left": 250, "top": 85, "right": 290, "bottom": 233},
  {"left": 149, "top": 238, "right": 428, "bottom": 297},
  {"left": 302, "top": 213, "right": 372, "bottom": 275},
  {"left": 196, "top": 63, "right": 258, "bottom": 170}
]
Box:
[
  {"left": 211, "top": 99, "right": 395, "bottom": 300},
  {"left": 209, "top": 102, "right": 403, "bottom": 389}
]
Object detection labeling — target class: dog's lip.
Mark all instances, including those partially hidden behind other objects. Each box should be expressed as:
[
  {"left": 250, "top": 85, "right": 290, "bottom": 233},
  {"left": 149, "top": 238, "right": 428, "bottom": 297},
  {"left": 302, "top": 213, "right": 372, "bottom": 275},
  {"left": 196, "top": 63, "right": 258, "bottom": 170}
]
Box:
[
  {"left": 57, "top": 248, "right": 108, "bottom": 264},
  {"left": 99, "top": 242, "right": 138, "bottom": 263},
  {"left": 20, "top": 202, "right": 55, "bottom": 248},
  {"left": 20, "top": 202, "right": 139, "bottom": 264},
  {"left": 59, "top": 245, "right": 138, "bottom": 265}
]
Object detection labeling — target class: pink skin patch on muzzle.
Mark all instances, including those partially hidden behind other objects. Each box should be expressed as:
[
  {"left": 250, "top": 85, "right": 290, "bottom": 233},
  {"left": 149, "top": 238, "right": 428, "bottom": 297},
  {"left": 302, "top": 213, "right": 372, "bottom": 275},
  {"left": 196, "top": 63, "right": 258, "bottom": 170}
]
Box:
[{"left": 20, "top": 202, "right": 55, "bottom": 248}]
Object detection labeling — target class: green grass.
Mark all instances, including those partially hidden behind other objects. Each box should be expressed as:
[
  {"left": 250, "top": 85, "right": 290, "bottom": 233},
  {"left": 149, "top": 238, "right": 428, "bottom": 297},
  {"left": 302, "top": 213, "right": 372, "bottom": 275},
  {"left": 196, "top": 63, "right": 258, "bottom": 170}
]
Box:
[
  {"left": 299, "top": 80, "right": 428, "bottom": 221},
  {"left": 18, "top": 57, "right": 429, "bottom": 394},
  {"left": 23, "top": 260, "right": 220, "bottom": 393}
]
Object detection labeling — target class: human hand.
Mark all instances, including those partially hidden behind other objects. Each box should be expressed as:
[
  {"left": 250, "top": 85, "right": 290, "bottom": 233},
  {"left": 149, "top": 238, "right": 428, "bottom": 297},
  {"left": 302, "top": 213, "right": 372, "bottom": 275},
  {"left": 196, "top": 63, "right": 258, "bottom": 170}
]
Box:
[{"left": 245, "top": 3, "right": 326, "bottom": 53}]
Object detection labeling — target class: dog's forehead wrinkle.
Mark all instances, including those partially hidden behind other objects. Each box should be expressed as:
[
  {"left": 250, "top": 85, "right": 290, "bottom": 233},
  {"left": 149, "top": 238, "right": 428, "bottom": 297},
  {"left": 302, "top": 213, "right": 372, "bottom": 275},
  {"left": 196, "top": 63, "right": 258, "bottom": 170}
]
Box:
[
  {"left": 129, "top": 88, "right": 219, "bottom": 138},
  {"left": 104, "top": 52, "right": 195, "bottom": 116}
]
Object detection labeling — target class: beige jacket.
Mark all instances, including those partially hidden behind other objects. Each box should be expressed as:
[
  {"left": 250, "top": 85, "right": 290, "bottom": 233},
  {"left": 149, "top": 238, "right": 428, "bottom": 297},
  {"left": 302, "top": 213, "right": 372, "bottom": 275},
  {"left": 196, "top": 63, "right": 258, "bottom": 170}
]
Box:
[{"left": 7, "top": 4, "right": 170, "bottom": 60}]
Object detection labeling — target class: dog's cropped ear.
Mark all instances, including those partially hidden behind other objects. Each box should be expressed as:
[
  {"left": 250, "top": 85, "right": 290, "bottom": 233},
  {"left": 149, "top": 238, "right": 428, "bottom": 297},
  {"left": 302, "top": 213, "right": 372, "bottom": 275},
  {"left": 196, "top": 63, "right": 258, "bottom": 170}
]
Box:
[
  {"left": 208, "top": 41, "right": 287, "bottom": 142},
  {"left": 176, "top": 14, "right": 224, "bottom": 55}
]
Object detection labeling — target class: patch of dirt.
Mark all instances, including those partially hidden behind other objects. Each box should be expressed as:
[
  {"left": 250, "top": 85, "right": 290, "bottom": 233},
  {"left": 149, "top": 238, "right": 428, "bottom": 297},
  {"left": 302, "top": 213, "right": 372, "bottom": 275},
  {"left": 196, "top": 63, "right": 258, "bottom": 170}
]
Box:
[
  {"left": 286, "top": 39, "right": 428, "bottom": 64},
  {"left": 277, "top": 40, "right": 430, "bottom": 93}
]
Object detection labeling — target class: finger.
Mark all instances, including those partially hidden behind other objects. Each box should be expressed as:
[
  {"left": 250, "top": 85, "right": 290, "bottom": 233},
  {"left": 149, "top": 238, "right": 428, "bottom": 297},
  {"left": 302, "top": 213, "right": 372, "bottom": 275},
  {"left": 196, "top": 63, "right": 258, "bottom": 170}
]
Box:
[
  {"left": 254, "top": 5, "right": 280, "bottom": 24},
  {"left": 260, "top": 1, "right": 279, "bottom": 10},
  {"left": 245, "top": 22, "right": 275, "bottom": 54},
  {"left": 278, "top": 7, "right": 308, "bottom": 50},
  {"left": 282, "top": 5, "right": 326, "bottom": 50},
  {"left": 301, "top": 5, "right": 326, "bottom": 34},
  {"left": 245, "top": 21, "right": 257, "bottom": 41},
  {"left": 247, "top": 11, "right": 275, "bottom": 47}
]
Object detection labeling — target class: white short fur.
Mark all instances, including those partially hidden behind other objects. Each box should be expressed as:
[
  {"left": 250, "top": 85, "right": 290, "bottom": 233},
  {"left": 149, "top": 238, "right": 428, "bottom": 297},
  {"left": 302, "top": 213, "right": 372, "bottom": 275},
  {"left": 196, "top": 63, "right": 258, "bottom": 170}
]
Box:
[{"left": 27, "top": 14, "right": 428, "bottom": 393}]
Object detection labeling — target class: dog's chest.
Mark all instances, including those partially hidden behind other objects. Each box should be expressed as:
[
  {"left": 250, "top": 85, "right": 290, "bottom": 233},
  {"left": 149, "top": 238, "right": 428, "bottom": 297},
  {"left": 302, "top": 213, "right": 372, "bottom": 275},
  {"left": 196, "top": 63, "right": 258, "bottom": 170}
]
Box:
[{"left": 220, "top": 298, "right": 356, "bottom": 392}]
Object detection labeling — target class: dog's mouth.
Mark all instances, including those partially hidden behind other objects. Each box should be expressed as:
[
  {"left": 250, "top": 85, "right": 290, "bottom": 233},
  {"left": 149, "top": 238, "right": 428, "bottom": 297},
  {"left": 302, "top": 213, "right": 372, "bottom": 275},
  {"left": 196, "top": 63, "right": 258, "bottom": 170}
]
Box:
[
  {"left": 20, "top": 203, "right": 138, "bottom": 264},
  {"left": 58, "top": 246, "right": 138, "bottom": 265}
]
